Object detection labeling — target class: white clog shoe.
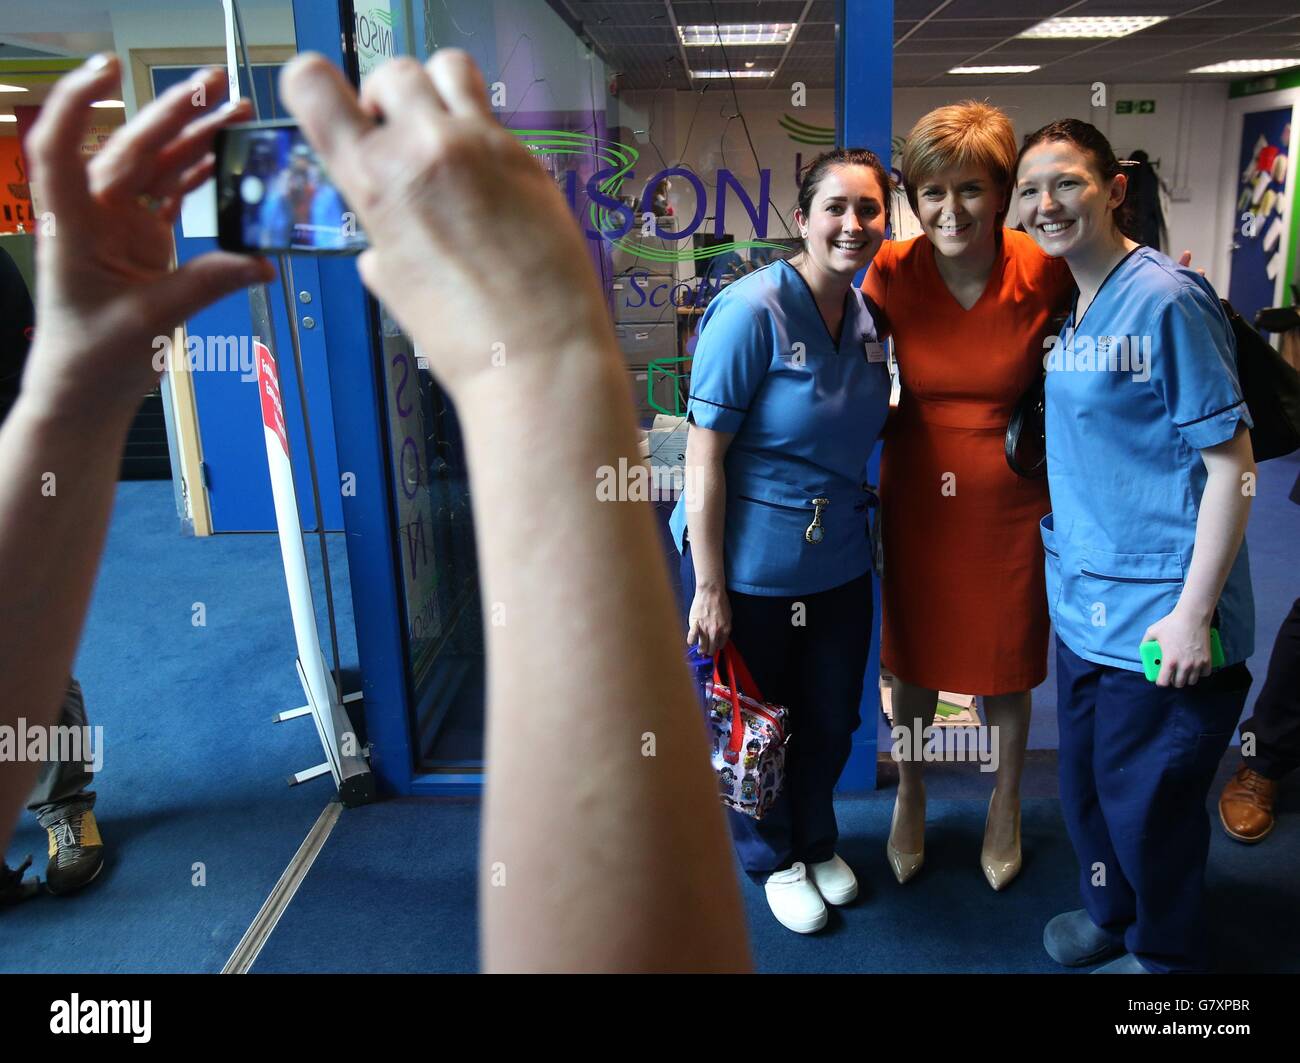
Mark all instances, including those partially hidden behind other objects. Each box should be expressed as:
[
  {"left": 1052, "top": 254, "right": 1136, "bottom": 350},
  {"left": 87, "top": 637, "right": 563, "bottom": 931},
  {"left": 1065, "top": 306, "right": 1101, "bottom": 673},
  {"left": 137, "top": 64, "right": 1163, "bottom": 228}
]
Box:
[{"left": 764, "top": 862, "right": 828, "bottom": 934}]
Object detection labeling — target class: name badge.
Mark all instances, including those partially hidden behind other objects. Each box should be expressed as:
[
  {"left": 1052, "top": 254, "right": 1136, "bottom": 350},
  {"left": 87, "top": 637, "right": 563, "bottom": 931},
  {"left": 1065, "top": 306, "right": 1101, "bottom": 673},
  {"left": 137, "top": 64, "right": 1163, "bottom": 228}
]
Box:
[{"left": 864, "top": 340, "right": 885, "bottom": 363}]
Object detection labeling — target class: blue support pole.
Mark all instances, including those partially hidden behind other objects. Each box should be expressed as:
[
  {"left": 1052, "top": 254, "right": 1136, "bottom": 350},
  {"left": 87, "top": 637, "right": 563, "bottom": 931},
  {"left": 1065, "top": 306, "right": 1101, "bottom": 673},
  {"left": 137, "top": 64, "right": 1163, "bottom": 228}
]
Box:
[
  {"left": 290, "top": 0, "right": 416, "bottom": 794},
  {"left": 836, "top": 0, "right": 892, "bottom": 793}
]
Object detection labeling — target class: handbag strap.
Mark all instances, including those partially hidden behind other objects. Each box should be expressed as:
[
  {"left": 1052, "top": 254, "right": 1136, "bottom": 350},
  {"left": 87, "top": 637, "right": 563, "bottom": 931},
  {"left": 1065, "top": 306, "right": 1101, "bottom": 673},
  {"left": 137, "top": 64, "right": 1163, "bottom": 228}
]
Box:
[
  {"left": 719, "top": 641, "right": 765, "bottom": 702},
  {"left": 711, "top": 647, "right": 745, "bottom": 763},
  {"left": 1005, "top": 372, "right": 1047, "bottom": 479}
]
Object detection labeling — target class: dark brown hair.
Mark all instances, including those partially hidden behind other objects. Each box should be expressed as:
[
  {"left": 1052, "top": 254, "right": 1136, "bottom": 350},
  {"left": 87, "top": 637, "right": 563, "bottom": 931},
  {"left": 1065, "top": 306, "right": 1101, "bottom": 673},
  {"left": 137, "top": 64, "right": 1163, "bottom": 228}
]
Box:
[
  {"left": 1017, "top": 119, "right": 1138, "bottom": 241},
  {"left": 797, "top": 148, "right": 892, "bottom": 236}
]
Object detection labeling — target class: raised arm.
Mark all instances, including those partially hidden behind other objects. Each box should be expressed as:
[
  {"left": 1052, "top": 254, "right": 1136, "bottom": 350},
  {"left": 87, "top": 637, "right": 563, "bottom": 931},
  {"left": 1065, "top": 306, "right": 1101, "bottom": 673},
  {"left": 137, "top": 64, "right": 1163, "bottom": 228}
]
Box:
[
  {"left": 0, "top": 58, "right": 270, "bottom": 851},
  {"left": 281, "top": 51, "right": 750, "bottom": 973}
]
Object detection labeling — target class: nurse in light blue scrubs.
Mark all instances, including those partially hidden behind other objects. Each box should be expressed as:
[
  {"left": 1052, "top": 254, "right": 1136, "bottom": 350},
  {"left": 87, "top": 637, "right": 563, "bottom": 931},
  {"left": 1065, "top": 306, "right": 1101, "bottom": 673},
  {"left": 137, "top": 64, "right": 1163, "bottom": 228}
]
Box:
[
  {"left": 671, "top": 149, "right": 892, "bottom": 935},
  {"left": 1016, "top": 120, "right": 1256, "bottom": 974}
]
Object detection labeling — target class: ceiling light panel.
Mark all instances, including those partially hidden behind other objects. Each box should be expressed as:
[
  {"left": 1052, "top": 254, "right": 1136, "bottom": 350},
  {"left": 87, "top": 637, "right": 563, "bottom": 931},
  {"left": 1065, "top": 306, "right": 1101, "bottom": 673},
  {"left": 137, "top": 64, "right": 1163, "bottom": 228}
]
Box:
[
  {"left": 678, "top": 23, "right": 798, "bottom": 46},
  {"left": 1189, "top": 59, "right": 1300, "bottom": 74},
  {"left": 1017, "top": 17, "right": 1167, "bottom": 39},
  {"left": 948, "top": 65, "right": 1040, "bottom": 75}
]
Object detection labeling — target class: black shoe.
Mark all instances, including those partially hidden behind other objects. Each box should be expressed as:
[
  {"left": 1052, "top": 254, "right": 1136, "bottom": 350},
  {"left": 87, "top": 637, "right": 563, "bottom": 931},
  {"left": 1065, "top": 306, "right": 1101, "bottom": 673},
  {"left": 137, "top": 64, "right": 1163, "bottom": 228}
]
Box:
[
  {"left": 1, "top": 856, "right": 41, "bottom": 908},
  {"left": 45, "top": 810, "right": 105, "bottom": 896}
]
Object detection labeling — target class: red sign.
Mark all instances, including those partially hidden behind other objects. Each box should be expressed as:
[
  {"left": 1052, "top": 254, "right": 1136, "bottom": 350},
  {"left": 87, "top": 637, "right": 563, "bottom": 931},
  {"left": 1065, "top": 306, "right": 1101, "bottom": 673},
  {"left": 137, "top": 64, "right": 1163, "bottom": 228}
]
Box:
[{"left": 255, "top": 341, "right": 289, "bottom": 457}]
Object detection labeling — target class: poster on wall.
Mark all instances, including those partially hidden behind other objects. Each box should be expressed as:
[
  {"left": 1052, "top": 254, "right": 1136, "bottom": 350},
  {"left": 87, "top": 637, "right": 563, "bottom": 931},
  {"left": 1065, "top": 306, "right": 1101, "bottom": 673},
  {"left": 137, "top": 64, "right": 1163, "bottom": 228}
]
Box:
[
  {"left": 1229, "top": 107, "right": 1291, "bottom": 332},
  {"left": 0, "top": 138, "right": 33, "bottom": 234}
]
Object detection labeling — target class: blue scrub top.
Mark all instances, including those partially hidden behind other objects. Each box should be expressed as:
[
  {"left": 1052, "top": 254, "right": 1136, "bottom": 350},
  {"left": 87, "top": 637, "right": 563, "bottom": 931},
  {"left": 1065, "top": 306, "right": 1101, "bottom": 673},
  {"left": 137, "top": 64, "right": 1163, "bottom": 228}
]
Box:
[
  {"left": 1041, "top": 246, "right": 1254, "bottom": 671},
  {"left": 669, "top": 258, "right": 891, "bottom": 596}
]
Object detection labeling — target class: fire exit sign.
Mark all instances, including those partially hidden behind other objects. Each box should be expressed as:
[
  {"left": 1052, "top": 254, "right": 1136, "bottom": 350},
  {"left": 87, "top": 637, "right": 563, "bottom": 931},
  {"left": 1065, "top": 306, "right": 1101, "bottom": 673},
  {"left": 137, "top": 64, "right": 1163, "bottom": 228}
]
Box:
[{"left": 1116, "top": 100, "right": 1156, "bottom": 114}]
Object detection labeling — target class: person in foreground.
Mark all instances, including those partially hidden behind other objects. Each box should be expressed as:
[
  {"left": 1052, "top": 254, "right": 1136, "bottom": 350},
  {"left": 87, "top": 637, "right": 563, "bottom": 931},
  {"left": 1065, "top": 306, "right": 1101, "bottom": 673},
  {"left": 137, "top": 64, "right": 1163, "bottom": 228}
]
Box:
[
  {"left": 1017, "top": 119, "right": 1256, "bottom": 974},
  {"left": 0, "top": 50, "right": 751, "bottom": 974}
]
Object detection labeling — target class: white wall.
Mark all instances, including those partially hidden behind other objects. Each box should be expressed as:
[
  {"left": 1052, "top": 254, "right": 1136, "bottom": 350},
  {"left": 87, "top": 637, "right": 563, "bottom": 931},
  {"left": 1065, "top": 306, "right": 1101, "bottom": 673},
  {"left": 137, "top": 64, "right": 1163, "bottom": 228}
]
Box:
[
  {"left": 896, "top": 81, "right": 1231, "bottom": 289},
  {"left": 110, "top": 2, "right": 297, "bottom": 115},
  {"left": 623, "top": 80, "right": 1237, "bottom": 290}
]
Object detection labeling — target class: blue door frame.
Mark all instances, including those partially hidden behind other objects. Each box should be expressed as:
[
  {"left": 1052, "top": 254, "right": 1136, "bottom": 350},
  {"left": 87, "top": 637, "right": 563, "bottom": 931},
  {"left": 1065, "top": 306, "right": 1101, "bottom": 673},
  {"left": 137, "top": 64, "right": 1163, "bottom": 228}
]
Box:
[
  {"left": 296, "top": 0, "right": 892, "bottom": 795},
  {"left": 839, "top": 0, "right": 893, "bottom": 793},
  {"left": 291, "top": 0, "right": 478, "bottom": 795}
]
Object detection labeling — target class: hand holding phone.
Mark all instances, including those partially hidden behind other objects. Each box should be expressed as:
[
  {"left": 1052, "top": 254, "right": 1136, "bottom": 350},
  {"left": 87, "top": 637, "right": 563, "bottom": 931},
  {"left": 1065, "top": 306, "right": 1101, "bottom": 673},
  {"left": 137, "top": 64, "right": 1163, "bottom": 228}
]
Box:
[
  {"left": 215, "top": 120, "right": 367, "bottom": 255},
  {"left": 1140, "top": 628, "right": 1225, "bottom": 683}
]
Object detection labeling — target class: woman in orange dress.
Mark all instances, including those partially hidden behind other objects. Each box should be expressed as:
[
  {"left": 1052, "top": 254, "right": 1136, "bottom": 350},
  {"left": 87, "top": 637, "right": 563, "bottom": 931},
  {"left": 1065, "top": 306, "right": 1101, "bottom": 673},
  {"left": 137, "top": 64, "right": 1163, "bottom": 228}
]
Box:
[{"left": 862, "top": 102, "right": 1074, "bottom": 890}]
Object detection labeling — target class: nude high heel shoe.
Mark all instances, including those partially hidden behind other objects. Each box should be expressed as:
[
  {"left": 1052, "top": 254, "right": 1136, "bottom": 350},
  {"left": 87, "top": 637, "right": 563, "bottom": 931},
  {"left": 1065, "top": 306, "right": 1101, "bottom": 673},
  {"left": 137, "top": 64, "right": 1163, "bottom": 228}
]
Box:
[
  {"left": 886, "top": 790, "right": 925, "bottom": 885},
  {"left": 981, "top": 790, "right": 1022, "bottom": 891}
]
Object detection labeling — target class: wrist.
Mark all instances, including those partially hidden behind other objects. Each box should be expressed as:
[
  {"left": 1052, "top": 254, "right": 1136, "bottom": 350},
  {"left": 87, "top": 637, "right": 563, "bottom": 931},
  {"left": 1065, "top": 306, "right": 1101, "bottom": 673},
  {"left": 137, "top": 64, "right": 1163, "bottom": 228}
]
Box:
[
  {"left": 1173, "top": 599, "right": 1214, "bottom": 628},
  {"left": 10, "top": 384, "right": 138, "bottom": 443},
  {"left": 20, "top": 343, "right": 148, "bottom": 431},
  {"left": 452, "top": 330, "right": 628, "bottom": 435}
]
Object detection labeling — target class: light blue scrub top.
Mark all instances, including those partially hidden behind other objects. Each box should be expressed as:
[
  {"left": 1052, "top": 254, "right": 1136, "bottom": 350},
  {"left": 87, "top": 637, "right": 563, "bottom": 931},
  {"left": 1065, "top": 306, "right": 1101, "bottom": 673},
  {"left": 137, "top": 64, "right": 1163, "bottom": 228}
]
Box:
[
  {"left": 1040, "top": 246, "right": 1254, "bottom": 671},
  {"left": 669, "top": 259, "right": 891, "bottom": 596}
]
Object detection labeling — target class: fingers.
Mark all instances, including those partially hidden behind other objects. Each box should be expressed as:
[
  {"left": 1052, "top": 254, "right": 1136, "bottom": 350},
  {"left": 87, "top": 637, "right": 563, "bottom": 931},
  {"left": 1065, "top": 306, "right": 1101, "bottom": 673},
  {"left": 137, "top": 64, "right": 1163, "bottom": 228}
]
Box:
[
  {"left": 427, "top": 49, "right": 491, "bottom": 118},
  {"left": 90, "top": 67, "right": 229, "bottom": 197},
  {"left": 686, "top": 618, "right": 701, "bottom": 650},
  {"left": 361, "top": 56, "right": 449, "bottom": 127},
  {"left": 1178, "top": 249, "right": 1192, "bottom": 267},
  {"left": 150, "top": 152, "right": 216, "bottom": 207},
  {"left": 280, "top": 53, "right": 373, "bottom": 197},
  {"left": 151, "top": 250, "right": 275, "bottom": 332},
  {"left": 24, "top": 54, "right": 122, "bottom": 222},
  {"left": 136, "top": 98, "right": 253, "bottom": 198}
]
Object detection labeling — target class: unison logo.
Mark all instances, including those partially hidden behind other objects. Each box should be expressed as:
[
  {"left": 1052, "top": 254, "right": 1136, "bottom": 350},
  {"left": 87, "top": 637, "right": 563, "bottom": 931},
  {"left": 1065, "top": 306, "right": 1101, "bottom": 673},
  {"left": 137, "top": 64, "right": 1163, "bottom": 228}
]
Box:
[
  {"left": 355, "top": 6, "right": 394, "bottom": 58},
  {"left": 779, "top": 114, "right": 834, "bottom": 145},
  {"left": 515, "top": 130, "right": 788, "bottom": 264}
]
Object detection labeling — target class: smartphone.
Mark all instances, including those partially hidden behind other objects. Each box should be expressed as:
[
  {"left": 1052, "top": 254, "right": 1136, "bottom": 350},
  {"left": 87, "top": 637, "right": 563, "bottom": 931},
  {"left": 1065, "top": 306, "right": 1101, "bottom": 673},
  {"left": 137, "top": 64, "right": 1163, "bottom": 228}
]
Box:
[
  {"left": 1140, "top": 628, "right": 1226, "bottom": 682},
  {"left": 215, "top": 119, "right": 367, "bottom": 255}
]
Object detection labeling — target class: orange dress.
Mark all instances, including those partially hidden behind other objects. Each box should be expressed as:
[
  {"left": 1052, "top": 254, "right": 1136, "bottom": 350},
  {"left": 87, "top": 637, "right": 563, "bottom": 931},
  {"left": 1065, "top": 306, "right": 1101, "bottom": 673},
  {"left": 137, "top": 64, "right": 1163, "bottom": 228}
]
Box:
[{"left": 862, "top": 229, "right": 1074, "bottom": 694}]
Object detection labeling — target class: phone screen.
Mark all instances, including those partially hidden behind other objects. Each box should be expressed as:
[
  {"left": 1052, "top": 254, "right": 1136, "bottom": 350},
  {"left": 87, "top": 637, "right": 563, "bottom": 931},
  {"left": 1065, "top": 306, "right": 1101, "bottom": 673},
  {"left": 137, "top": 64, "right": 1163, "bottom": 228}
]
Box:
[{"left": 216, "top": 121, "right": 367, "bottom": 254}]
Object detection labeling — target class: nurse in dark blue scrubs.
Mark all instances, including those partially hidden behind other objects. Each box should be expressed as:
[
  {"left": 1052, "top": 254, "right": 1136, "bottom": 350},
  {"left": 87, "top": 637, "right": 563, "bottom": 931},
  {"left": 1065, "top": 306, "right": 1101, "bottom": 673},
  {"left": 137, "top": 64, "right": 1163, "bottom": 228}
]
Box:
[
  {"left": 1017, "top": 120, "right": 1257, "bottom": 974},
  {"left": 671, "top": 149, "right": 892, "bottom": 935}
]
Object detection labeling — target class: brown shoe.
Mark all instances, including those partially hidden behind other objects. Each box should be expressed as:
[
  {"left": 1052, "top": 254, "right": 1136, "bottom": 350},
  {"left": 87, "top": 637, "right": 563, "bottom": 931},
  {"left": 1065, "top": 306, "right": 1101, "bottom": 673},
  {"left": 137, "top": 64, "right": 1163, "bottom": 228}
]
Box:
[{"left": 1218, "top": 764, "right": 1278, "bottom": 843}]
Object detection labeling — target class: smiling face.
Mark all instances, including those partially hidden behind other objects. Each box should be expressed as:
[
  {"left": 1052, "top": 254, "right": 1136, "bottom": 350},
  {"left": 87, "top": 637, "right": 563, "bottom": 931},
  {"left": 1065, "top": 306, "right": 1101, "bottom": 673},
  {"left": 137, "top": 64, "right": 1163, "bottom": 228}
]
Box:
[
  {"left": 1016, "top": 139, "right": 1128, "bottom": 261},
  {"left": 914, "top": 164, "right": 1005, "bottom": 259},
  {"left": 795, "top": 164, "right": 888, "bottom": 279}
]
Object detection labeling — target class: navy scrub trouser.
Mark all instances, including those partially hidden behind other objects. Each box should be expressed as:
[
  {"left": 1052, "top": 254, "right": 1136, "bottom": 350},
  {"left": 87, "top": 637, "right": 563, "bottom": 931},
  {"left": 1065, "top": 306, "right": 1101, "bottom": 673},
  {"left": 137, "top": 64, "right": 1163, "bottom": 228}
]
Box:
[
  {"left": 681, "top": 547, "right": 872, "bottom": 875},
  {"left": 1055, "top": 637, "right": 1252, "bottom": 973}
]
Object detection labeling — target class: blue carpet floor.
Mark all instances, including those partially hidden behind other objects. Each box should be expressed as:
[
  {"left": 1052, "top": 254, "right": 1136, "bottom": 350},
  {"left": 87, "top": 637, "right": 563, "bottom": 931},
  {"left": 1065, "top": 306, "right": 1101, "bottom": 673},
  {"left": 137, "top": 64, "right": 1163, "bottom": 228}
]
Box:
[
  {"left": 3, "top": 449, "right": 1298, "bottom": 973},
  {"left": 2, "top": 481, "right": 356, "bottom": 972},
  {"left": 250, "top": 764, "right": 1300, "bottom": 973}
]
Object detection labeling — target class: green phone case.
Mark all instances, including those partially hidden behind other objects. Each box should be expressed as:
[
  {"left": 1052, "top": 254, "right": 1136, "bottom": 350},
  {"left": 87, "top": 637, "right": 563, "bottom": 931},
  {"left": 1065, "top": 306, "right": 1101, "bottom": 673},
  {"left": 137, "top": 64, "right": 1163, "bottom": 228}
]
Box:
[{"left": 1140, "top": 628, "right": 1225, "bottom": 682}]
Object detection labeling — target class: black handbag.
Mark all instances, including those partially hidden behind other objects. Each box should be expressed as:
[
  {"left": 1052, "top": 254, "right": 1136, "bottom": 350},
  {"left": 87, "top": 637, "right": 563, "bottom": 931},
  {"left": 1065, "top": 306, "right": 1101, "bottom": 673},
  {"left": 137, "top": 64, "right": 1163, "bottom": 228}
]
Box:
[
  {"left": 1222, "top": 300, "right": 1300, "bottom": 462},
  {"left": 1005, "top": 370, "right": 1047, "bottom": 479}
]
